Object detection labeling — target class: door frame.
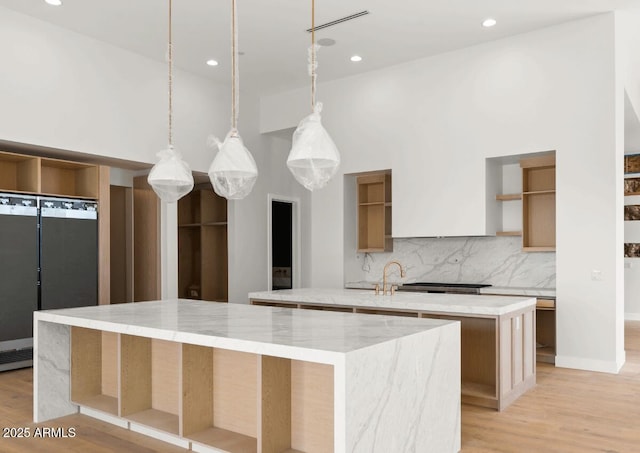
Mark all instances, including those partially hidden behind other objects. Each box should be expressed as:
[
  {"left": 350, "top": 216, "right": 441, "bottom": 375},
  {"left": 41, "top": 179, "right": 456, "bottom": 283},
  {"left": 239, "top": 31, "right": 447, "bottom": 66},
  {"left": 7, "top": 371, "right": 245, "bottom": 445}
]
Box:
[{"left": 267, "top": 194, "right": 301, "bottom": 290}]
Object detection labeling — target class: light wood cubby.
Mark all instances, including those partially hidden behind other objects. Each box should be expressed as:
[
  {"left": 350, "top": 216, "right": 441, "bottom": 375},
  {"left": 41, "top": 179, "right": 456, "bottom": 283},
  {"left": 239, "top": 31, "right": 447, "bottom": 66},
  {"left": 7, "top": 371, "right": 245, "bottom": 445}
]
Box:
[
  {"left": 356, "top": 171, "right": 392, "bottom": 252},
  {"left": 521, "top": 154, "right": 556, "bottom": 252},
  {"left": 70, "top": 327, "right": 335, "bottom": 453},
  {"left": 70, "top": 327, "right": 119, "bottom": 416},
  {"left": 0, "top": 151, "right": 40, "bottom": 193},
  {"left": 0, "top": 151, "right": 100, "bottom": 199},
  {"left": 536, "top": 298, "right": 556, "bottom": 364},
  {"left": 178, "top": 185, "right": 228, "bottom": 301}
]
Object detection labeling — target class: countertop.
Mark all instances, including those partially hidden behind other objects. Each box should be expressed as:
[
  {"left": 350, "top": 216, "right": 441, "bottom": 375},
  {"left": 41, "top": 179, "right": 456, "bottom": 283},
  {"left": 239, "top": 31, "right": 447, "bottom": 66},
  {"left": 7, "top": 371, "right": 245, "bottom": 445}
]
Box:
[
  {"left": 249, "top": 288, "right": 536, "bottom": 316},
  {"left": 34, "top": 299, "right": 455, "bottom": 360},
  {"left": 345, "top": 281, "right": 556, "bottom": 298}
]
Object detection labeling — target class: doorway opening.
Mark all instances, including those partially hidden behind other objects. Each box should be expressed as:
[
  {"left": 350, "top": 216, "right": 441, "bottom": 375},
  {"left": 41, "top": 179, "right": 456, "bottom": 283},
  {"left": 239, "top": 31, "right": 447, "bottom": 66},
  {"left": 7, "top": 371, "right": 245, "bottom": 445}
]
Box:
[{"left": 268, "top": 195, "right": 300, "bottom": 290}]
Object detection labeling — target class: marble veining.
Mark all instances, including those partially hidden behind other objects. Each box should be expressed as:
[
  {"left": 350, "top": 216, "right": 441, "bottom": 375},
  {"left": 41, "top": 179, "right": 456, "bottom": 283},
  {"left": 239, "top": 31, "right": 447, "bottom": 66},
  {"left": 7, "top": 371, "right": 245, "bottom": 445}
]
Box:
[
  {"left": 249, "top": 288, "right": 536, "bottom": 316},
  {"left": 346, "top": 236, "right": 555, "bottom": 289},
  {"left": 34, "top": 299, "right": 461, "bottom": 452},
  {"left": 345, "top": 323, "right": 461, "bottom": 453},
  {"left": 34, "top": 321, "right": 75, "bottom": 422}
]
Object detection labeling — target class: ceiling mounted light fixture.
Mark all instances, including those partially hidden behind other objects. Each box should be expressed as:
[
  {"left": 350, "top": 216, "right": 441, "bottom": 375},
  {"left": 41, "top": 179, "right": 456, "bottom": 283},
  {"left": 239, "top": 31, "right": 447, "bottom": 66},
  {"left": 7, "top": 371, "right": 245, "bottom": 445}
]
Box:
[
  {"left": 44, "top": 0, "right": 63, "bottom": 6},
  {"left": 350, "top": 55, "right": 362, "bottom": 62},
  {"left": 286, "top": 0, "right": 340, "bottom": 191},
  {"left": 206, "top": 59, "right": 219, "bottom": 66},
  {"left": 147, "top": 0, "right": 194, "bottom": 203},
  {"left": 482, "top": 18, "right": 497, "bottom": 28},
  {"left": 207, "top": 0, "right": 258, "bottom": 200}
]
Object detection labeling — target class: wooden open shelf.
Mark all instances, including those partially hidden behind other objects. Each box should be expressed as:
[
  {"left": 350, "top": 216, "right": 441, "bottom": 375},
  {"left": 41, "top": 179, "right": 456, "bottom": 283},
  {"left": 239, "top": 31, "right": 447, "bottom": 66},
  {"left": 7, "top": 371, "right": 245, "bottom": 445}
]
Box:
[
  {"left": 496, "top": 193, "right": 522, "bottom": 201},
  {"left": 71, "top": 330, "right": 335, "bottom": 453},
  {"left": 0, "top": 151, "right": 40, "bottom": 193},
  {"left": 178, "top": 184, "right": 228, "bottom": 301},
  {"left": 41, "top": 158, "right": 99, "bottom": 198},
  {"left": 120, "top": 336, "right": 181, "bottom": 434},
  {"left": 536, "top": 304, "right": 556, "bottom": 364},
  {"left": 70, "top": 327, "right": 119, "bottom": 416},
  {"left": 521, "top": 154, "right": 555, "bottom": 251},
  {"left": 357, "top": 171, "right": 392, "bottom": 252},
  {"left": 0, "top": 151, "right": 100, "bottom": 199}
]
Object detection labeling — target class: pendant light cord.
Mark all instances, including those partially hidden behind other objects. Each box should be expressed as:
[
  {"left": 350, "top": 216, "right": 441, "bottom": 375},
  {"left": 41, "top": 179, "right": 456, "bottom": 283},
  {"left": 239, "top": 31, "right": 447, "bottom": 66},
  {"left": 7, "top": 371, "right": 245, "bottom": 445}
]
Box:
[
  {"left": 311, "top": 0, "right": 316, "bottom": 111},
  {"left": 231, "top": 0, "right": 239, "bottom": 132},
  {"left": 168, "top": 0, "right": 174, "bottom": 146}
]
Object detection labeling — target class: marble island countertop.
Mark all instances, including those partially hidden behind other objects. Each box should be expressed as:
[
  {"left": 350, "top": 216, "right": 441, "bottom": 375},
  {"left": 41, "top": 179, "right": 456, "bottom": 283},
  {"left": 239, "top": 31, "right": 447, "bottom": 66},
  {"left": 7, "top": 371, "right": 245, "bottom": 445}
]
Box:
[
  {"left": 249, "top": 288, "right": 536, "bottom": 316},
  {"left": 345, "top": 281, "right": 556, "bottom": 298},
  {"left": 35, "top": 299, "right": 455, "bottom": 360}
]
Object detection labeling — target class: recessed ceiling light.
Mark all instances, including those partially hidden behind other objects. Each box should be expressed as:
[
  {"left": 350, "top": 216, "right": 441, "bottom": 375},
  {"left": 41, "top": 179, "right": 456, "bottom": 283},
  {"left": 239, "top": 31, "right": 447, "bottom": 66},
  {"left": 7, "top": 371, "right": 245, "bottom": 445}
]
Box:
[
  {"left": 350, "top": 55, "right": 362, "bottom": 62},
  {"left": 482, "top": 18, "right": 497, "bottom": 28},
  {"left": 45, "top": 0, "right": 63, "bottom": 5},
  {"left": 206, "top": 59, "right": 219, "bottom": 67}
]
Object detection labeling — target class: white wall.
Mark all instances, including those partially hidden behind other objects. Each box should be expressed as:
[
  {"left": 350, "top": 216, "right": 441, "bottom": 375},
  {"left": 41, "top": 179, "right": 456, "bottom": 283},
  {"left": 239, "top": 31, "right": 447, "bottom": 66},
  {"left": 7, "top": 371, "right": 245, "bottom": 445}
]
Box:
[
  {"left": 0, "top": 6, "right": 227, "bottom": 173},
  {"left": 617, "top": 10, "right": 640, "bottom": 118},
  {"left": 261, "top": 14, "right": 625, "bottom": 373},
  {"left": 227, "top": 99, "right": 312, "bottom": 303}
]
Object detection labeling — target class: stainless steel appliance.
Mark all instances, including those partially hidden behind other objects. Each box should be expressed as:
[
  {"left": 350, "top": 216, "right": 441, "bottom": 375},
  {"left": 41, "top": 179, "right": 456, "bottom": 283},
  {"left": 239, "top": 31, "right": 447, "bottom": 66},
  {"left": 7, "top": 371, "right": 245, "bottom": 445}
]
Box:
[{"left": 398, "top": 282, "right": 491, "bottom": 294}]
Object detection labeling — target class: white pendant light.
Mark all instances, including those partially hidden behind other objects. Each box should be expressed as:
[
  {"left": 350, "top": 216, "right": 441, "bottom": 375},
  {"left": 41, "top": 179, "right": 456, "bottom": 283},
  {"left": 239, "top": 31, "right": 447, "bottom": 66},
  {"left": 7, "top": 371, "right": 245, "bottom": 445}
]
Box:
[
  {"left": 208, "top": 0, "right": 258, "bottom": 200},
  {"left": 286, "top": 0, "right": 340, "bottom": 191},
  {"left": 148, "top": 0, "right": 194, "bottom": 203}
]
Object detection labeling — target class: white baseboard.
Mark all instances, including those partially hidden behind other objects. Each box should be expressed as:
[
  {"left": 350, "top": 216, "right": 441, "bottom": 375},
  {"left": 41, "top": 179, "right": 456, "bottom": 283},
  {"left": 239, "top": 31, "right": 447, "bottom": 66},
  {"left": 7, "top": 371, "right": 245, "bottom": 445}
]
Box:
[
  {"left": 79, "top": 406, "right": 128, "bottom": 428},
  {"left": 129, "top": 422, "right": 190, "bottom": 449},
  {"left": 625, "top": 312, "right": 640, "bottom": 321},
  {"left": 555, "top": 351, "right": 626, "bottom": 374}
]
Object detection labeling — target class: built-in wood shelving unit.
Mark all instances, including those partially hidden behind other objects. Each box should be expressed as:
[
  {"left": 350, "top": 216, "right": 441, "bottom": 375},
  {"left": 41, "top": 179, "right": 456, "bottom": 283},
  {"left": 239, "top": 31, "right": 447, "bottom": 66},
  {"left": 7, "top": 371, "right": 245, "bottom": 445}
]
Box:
[
  {"left": 0, "top": 151, "right": 100, "bottom": 199},
  {"left": 70, "top": 326, "right": 334, "bottom": 453},
  {"left": 0, "top": 150, "right": 110, "bottom": 305},
  {"left": 521, "top": 154, "right": 556, "bottom": 252},
  {"left": 535, "top": 298, "right": 556, "bottom": 364},
  {"left": 357, "top": 171, "right": 392, "bottom": 252},
  {"left": 178, "top": 185, "right": 228, "bottom": 301}
]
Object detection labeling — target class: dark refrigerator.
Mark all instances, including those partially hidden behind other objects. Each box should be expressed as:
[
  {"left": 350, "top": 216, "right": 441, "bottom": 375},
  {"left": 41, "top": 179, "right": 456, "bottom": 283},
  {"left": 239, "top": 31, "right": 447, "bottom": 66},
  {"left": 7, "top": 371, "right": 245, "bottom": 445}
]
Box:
[
  {"left": 0, "top": 195, "right": 38, "bottom": 371},
  {"left": 40, "top": 198, "right": 98, "bottom": 310},
  {"left": 0, "top": 195, "right": 98, "bottom": 371}
]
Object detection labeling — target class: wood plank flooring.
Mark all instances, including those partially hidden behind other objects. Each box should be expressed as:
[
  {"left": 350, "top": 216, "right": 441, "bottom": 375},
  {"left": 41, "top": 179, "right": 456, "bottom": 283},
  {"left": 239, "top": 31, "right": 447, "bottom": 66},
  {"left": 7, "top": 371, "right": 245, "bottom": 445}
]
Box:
[{"left": 0, "top": 322, "right": 639, "bottom": 452}]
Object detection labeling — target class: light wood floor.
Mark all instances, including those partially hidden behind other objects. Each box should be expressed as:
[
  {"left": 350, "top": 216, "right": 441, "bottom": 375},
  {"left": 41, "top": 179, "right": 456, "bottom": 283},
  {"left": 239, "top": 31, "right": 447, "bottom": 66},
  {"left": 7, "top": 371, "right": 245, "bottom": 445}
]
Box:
[{"left": 1, "top": 322, "right": 639, "bottom": 452}]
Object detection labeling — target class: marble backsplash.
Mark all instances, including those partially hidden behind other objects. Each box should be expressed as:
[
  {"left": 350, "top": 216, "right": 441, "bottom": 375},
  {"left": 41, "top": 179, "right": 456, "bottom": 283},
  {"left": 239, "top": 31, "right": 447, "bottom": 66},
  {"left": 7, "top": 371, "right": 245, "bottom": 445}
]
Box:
[{"left": 347, "top": 236, "right": 556, "bottom": 288}]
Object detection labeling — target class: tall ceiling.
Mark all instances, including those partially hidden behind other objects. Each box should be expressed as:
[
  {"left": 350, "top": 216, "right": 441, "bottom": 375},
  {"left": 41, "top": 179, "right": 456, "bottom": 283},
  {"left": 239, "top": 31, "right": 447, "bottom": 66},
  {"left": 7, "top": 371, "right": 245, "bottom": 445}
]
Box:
[{"left": 1, "top": 0, "right": 639, "bottom": 95}]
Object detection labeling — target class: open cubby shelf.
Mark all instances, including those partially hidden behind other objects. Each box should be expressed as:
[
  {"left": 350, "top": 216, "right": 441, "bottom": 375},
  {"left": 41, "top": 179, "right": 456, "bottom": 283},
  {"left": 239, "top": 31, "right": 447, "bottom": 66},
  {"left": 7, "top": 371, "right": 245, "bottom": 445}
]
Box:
[
  {"left": 70, "top": 327, "right": 333, "bottom": 453},
  {"left": 0, "top": 151, "right": 100, "bottom": 199},
  {"left": 178, "top": 186, "right": 228, "bottom": 301},
  {"left": 357, "top": 171, "right": 392, "bottom": 252},
  {"left": 521, "top": 154, "right": 556, "bottom": 251}
]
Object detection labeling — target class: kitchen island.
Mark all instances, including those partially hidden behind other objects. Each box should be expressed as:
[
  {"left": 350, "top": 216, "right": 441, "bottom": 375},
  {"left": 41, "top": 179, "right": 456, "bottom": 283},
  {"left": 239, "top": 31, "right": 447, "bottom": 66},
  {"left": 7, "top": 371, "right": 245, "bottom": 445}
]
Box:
[
  {"left": 34, "top": 299, "right": 460, "bottom": 453},
  {"left": 250, "top": 288, "right": 537, "bottom": 411}
]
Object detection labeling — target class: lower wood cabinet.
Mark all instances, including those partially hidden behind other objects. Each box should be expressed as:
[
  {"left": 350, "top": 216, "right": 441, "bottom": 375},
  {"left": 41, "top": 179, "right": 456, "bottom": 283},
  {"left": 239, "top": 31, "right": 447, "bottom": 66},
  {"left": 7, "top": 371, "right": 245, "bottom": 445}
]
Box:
[
  {"left": 70, "top": 326, "right": 333, "bottom": 453},
  {"left": 251, "top": 299, "right": 535, "bottom": 411},
  {"left": 536, "top": 298, "right": 556, "bottom": 364}
]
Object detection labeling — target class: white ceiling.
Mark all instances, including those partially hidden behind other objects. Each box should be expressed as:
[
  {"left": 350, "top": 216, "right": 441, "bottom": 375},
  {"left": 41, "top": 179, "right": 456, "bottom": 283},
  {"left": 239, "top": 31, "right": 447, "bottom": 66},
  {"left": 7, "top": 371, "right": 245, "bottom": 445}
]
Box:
[{"left": 1, "top": 0, "right": 639, "bottom": 96}]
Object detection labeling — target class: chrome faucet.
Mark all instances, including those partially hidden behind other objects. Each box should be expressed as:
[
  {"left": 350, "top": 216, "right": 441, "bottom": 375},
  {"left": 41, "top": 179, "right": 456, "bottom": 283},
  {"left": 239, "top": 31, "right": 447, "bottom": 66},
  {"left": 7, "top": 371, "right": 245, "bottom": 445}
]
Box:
[{"left": 379, "top": 260, "right": 405, "bottom": 295}]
